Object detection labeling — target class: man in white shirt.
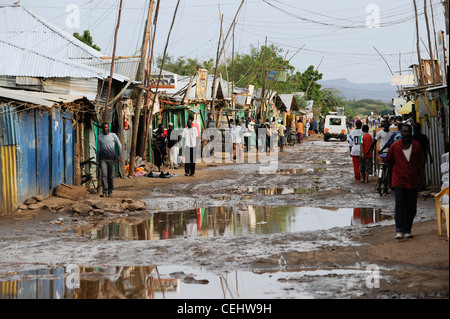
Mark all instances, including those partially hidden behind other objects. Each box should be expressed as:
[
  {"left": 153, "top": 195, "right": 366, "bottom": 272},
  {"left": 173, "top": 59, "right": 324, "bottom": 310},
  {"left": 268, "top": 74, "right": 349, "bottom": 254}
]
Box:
[
  {"left": 231, "top": 119, "right": 243, "bottom": 160},
  {"left": 347, "top": 120, "right": 363, "bottom": 181},
  {"left": 367, "top": 120, "right": 394, "bottom": 156},
  {"left": 182, "top": 119, "right": 198, "bottom": 176}
]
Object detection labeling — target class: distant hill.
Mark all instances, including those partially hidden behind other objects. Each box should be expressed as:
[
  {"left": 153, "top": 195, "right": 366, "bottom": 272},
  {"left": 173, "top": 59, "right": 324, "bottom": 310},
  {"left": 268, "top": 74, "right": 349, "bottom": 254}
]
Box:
[{"left": 318, "top": 78, "right": 398, "bottom": 102}]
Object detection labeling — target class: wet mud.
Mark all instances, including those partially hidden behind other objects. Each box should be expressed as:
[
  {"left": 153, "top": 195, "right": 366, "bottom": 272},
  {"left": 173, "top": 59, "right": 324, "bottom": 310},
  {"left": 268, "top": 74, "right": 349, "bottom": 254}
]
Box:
[{"left": 0, "top": 137, "right": 448, "bottom": 299}]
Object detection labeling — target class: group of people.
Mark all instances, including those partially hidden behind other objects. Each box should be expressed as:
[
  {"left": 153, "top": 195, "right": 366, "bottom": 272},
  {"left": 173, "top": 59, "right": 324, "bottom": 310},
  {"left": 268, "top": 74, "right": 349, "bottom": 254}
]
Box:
[
  {"left": 229, "top": 117, "right": 286, "bottom": 158},
  {"left": 152, "top": 116, "right": 199, "bottom": 177},
  {"left": 348, "top": 116, "right": 432, "bottom": 239}
]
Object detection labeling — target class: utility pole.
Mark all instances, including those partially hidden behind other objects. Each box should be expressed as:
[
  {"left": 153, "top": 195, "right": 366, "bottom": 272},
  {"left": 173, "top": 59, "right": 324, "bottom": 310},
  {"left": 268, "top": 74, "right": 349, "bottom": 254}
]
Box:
[
  {"left": 141, "top": 0, "right": 161, "bottom": 159},
  {"left": 128, "top": 0, "right": 155, "bottom": 177},
  {"left": 103, "top": 0, "right": 123, "bottom": 123},
  {"left": 146, "top": 0, "right": 180, "bottom": 160},
  {"left": 261, "top": 37, "right": 267, "bottom": 120},
  {"left": 211, "top": 0, "right": 245, "bottom": 122},
  {"left": 211, "top": 13, "right": 224, "bottom": 123},
  {"left": 413, "top": 0, "right": 423, "bottom": 85},
  {"left": 424, "top": 0, "right": 436, "bottom": 85}
]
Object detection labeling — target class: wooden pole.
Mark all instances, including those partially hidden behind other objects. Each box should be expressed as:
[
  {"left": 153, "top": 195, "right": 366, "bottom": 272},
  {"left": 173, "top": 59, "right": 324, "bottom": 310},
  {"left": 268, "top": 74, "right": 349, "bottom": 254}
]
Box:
[
  {"left": 231, "top": 22, "right": 236, "bottom": 110},
  {"left": 211, "top": 13, "right": 224, "bottom": 122},
  {"left": 413, "top": 0, "right": 423, "bottom": 85},
  {"left": 211, "top": 0, "right": 245, "bottom": 121},
  {"left": 424, "top": 0, "right": 436, "bottom": 85},
  {"left": 147, "top": 0, "right": 181, "bottom": 153},
  {"left": 103, "top": 0, "right": 123, "bottom": 123},
  {"left": 141, "top": 0, "right": 161, "bottom": 158},
  {"left": 261, "top": 37, "right": 267, "bottom": 120},
  {"left": 128, "top": 0, "right": 155, "bottom": 176}
]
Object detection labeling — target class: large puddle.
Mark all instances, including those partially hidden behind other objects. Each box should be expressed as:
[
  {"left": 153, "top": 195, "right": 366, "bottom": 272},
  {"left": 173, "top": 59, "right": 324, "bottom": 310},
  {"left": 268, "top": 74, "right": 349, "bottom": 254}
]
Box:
[
  {"left": 0, "top": 264, "right": 375, "bottom": 299},
  {"left": 76, "top": 206, "right": 392, "bottom": 241}
]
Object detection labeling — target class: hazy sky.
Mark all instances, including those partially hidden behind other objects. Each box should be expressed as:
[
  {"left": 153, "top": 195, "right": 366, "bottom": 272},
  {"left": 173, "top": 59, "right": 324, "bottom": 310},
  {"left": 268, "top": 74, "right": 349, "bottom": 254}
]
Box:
[{"left": 1, "top": 0, "right": 447, "bottom": 84}]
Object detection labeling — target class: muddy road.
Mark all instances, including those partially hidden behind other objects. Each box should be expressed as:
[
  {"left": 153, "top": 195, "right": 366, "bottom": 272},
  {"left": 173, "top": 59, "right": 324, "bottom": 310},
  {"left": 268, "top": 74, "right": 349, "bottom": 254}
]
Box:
[{"left": 0, "top": 136, "right": 448, "bottom": 299}]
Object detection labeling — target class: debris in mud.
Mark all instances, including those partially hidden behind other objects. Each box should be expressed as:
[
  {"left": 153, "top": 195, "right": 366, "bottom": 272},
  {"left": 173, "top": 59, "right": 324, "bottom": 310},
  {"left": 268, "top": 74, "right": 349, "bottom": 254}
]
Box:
[{"left": 44, "top": 198, "right": 148, "bottom": 218}]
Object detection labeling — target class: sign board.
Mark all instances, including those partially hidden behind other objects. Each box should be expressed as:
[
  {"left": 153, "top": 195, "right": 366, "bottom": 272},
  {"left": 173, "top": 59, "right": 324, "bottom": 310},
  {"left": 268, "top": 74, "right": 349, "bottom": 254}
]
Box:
[
  {"left": 247, "top": 85, "right": 254, "bottom": 104},
  {"left": 149, "top": 73, "right": 177, "bottom": 89},
  {"left": 267, "top": 70, "right": 287, "bottom": 82},
  {"left": 196, "top": 69, "right": 208, "bottom": 99},
  {"left": 391, "top": 75, "right": 415, "bottom": 86}
]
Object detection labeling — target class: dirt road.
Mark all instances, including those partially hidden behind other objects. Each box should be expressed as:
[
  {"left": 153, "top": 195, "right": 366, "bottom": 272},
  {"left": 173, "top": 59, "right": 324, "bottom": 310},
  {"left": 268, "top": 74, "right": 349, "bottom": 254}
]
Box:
[{"left": 0, "top": 134, "right": 448, "bottom": 299}]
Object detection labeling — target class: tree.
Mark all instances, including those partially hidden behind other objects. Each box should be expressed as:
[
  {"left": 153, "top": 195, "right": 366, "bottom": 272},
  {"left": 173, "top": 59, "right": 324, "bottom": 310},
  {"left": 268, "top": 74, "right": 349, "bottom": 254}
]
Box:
[
  {"left": 73, "top": 30, "right": 101, "bottom": 52},
  {"left": 155, "top": 55, "right": 214, "bottom": 75}
]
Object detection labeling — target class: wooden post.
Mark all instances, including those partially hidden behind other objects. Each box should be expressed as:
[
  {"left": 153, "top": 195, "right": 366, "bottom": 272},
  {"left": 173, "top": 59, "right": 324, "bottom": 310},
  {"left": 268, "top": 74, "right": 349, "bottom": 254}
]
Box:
[
  {"left": 424, "top": 0, "right": 436, "bottom": 85},
  {"left": 211, "top": 0, "right": 245, "bottom": 122},
  {"left": 141, "top": 0, "right": 161, "bottom": 157},
  {"left": 103, "top": 0, "right": 123, "bottom": 123},
  {"left": 147, "top": 0, "right": 181, "bottom": 154},
  {"left": 128, "top": 0, "right": 155, "bottom": 176},
  {"left": 412, "top": 0, "right": 423, "bottom": 85}
]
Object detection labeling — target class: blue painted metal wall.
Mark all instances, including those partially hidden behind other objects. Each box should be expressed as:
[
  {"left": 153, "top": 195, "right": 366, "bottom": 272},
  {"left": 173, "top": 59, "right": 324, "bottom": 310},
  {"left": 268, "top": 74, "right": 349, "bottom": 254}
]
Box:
[
  {"left": 16, "top": 109, "right": 38, "bottom": 203},
  {"left": 63, "top": 111, "right": 74, "bottom": 186},
  {"left": 0, "top": 105, "right": 75, "bottom": 213},
  {"left": 51, "top": 109, "right": 64, "bottom": 194},
  {"left": 36, "top": 111, "right": 50, "bottom": 198}
]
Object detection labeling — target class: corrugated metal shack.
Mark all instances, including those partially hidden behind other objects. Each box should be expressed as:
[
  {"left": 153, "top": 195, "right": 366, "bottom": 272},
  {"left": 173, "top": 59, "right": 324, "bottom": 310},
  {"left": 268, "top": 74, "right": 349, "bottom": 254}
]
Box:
[
  {"left": 398, "top": 59, "right": 448, "bottom": 187},
  {"left": 0, "top": 5, "right": 131, "bottom": 214},
  {"left": 0, "top": 89, "right": 89, "bottom": 213}
]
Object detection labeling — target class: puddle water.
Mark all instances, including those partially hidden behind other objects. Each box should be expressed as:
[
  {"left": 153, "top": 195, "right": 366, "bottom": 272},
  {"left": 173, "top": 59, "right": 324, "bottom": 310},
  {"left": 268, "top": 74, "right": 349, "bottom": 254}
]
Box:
[
  {"left": 275, "top": 167, "right": 336, "bottom": 174},
  {"left": 0, "top": 265, "right": 374, "bottom": 299},
  {"left": 229, "top": 187, "right": 319, "bottom": 198},
  {"left": 76, "top": 206, "right": 391, "bottom": 241}
]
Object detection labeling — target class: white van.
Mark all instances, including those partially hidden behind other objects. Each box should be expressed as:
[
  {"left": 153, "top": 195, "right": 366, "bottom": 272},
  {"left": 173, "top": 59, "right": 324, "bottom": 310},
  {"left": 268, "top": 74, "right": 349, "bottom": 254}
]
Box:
[{"left": 324, "top": 113, "right": 347, "bottom": 141}]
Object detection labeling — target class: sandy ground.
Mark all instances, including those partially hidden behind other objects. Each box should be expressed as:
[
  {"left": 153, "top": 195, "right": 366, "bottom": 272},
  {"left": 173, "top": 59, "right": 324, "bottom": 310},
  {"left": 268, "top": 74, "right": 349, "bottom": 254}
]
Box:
[{"left": 0, "top": 133, "right": 448, "bottom": 299}]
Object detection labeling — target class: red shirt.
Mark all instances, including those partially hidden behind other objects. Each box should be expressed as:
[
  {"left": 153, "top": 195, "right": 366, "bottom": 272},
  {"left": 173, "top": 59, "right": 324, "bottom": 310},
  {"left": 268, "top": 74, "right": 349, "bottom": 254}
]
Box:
[
  {"left": 384, "top": 139, "right": 426, "bottom": 189},
  {"left": 360, "top": 133, "right": 373, "bottom": 158}
]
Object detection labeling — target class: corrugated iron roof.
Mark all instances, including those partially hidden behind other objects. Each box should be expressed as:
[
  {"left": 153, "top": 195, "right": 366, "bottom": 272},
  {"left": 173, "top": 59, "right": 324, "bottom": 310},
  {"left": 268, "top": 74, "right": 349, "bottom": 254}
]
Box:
[
  {"left": 0, "top": 87, "right": 87, "bottom": 107},
  {"left": 0, "top": 39, "right": 107, "bottom": 79},
  {"left": 0, "top": 5, "right": 104, "bottom": 62},
  {"left": 86, "top": 58, "right": 141, "bottom": 80}
]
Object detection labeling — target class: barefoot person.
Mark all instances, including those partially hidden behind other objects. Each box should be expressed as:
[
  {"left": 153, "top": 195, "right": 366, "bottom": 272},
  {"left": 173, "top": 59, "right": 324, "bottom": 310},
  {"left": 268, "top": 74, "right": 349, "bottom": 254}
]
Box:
[{"left": 384, "top": 124, "right": 427, "bottom": 239}]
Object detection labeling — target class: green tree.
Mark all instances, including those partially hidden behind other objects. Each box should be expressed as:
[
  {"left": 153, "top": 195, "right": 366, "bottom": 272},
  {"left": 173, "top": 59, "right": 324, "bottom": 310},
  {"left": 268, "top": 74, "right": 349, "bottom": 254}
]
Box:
[
  {"left": 156, "top": 55, "right": 214, "bottom": 75},
  {"left": 73, "top": 30, "right": 101, "bottom": 52}
]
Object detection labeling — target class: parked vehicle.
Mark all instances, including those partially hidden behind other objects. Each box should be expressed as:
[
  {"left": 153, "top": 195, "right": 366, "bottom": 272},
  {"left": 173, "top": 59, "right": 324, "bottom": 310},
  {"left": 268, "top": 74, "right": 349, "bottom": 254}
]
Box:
[{"left": 324, "top": 113, "right": 347, "bottom": 142}]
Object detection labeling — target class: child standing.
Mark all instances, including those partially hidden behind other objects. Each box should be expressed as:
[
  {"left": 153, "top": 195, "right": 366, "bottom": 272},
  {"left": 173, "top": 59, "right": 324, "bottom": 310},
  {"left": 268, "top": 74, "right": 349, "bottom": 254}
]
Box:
[{"left": 359, "top": 125, "right": 373, "bottom": 183}]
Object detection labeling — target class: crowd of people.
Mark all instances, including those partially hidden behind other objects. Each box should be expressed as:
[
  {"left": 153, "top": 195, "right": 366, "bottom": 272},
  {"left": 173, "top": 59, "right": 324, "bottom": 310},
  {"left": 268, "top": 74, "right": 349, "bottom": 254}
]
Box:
[
  {"left": 347, "top": 114, "right": 432, "bottom": 240},
  {"left": 98, "top": 111, "right": 432, "bottom": 241}
]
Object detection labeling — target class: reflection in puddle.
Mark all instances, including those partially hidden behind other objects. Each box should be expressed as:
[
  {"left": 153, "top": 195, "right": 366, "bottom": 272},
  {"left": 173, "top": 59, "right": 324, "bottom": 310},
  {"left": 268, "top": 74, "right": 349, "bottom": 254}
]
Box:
[
  {"left": 233, "top": 187, "right": 319, "bottom": 196},
  {"left": 275, "top": 168, "right": 336, "bottom": 174},
  {"left": 76, "top": 206, "right": 391, "bottom": 241},
  {"left": 0, "top": 265, "right": 375, "bottom": 299}
]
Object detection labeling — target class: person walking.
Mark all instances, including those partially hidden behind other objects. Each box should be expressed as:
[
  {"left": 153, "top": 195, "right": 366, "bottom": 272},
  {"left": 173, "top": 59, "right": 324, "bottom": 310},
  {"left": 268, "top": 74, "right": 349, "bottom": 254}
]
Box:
[
  {"left": 182, "top": 119, "right": 198, "bottom": 176},
  {"left": 97, "top": 122, "right": 122, "bottom": 197},
  {"left": 231, "top": 119, "right": 243, "bottom": 160},
  {"left": 359, "top": 124, "right": 373, "bottom": 183},
  {"left": 278, "top": 121, "right": 286, "bottom": 152},
  {"left": 412, "top": 122, "right": 433, "bottom": 190},
  {"left": 296, "top": 119, "right": 304, "bottom": 142},
  {"left": 242, "top": 119, "right": 253, "bottom": 152},
  {"left": 348, "top": 120, "right": 363, "bottom": 182},
  {"left": 367, "top": 120, "right": 394, "bottom": 156},
  {"left": 152, "top": 124, "right": 167, "bottom": 172},
  {"left": 167, "top": 122, "right": 180, "bottom": 169},
  {"left": 384, "top": 124, "right": 427, "bottom": 239},
  {"left": 305, "top": 120, "right": 310, "bottom": 138}
]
